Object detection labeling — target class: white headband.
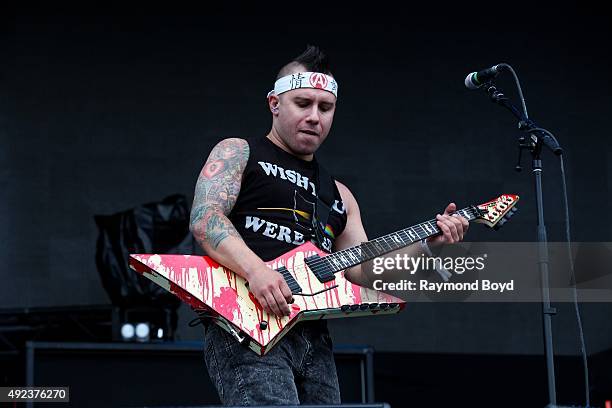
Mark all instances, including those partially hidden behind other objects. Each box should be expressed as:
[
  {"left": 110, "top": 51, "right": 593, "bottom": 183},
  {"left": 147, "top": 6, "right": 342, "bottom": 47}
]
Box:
[{"left": 267, "top": 72, "right": 338, "bottom": 98}]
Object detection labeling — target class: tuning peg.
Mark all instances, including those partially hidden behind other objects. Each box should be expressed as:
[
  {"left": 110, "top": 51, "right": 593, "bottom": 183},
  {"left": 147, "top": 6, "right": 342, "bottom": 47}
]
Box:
[
  {"left": 511, "top": 207, "right": 518, "bottom": 213},
  {"left": 494, "top": 219, "right": 507, "bottom": 231}
]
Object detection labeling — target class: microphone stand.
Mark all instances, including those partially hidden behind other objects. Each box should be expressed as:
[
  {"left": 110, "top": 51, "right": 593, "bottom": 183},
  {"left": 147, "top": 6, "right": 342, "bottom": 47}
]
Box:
[{"left": 481, "top": 82, "right": 575, "bottom": 408}]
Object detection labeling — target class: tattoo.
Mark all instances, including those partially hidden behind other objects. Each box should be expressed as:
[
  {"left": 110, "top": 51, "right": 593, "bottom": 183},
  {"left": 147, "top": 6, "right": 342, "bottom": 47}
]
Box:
[{"left": 190, "top": 138, "right": 249, "bottom": 249}]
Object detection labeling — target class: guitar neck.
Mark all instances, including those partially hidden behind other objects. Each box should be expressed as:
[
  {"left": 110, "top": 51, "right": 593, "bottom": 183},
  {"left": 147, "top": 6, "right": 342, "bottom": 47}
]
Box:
[{"left": 321, "top": 206, "right": 480, "bottom": 273}]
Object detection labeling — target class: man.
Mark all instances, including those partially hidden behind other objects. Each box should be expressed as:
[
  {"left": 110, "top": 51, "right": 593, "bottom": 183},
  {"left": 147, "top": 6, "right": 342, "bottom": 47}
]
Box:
[{"left": 189, "top": 45, "right": 469, "bottom": 406}]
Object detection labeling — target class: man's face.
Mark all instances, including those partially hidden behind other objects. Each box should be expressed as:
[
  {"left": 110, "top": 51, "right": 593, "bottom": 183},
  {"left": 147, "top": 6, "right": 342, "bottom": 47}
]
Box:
[{"left": 272, "top": 87, "right": 337, "bottom": 157}]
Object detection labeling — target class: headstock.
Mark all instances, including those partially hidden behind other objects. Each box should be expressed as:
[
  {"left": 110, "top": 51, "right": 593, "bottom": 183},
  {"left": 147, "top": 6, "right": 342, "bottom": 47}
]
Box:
[{"left": 472, "top": 194, "right": 519, "bottom": 230}]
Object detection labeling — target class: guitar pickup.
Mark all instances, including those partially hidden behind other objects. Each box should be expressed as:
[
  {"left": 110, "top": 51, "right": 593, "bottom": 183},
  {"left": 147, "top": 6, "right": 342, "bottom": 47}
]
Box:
[
  {"left": 304, "top": 255, "right": 336, "bottom": 283},
  {"left": 276, "top": 266, "right": 302, "bottom": 294}
]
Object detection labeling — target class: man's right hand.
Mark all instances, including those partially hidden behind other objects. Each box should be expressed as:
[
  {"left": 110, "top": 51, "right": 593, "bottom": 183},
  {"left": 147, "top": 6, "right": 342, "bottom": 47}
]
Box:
[{"left": 247, "top": 265, "right": 294, "bottom": 317}]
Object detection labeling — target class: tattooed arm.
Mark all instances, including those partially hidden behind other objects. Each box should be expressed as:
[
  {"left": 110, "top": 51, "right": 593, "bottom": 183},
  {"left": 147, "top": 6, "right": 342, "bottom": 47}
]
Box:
[
  {"left": 189, "top": 138, "right": 248, "bottom": 251},
  {"left": 189, "top": 138, "right": 293, "bottom": 317}
]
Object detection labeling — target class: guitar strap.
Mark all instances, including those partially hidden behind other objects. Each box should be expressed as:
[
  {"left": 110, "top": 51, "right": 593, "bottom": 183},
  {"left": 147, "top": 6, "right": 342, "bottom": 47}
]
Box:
[{"left": 312, "top": 159, "right": 334, "bottom": 252}]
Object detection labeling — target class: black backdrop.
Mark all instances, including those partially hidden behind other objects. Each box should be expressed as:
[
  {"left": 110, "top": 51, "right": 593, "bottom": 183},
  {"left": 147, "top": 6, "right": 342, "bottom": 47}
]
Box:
[{"left": 2, "top": 7, "right": 612, "bottom": 357}]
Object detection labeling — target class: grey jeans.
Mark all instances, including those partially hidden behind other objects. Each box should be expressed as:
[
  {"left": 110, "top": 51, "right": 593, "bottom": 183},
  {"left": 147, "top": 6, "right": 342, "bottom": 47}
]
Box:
[{"left": 203, "top": 320, "right": 341, "bottom": 406}]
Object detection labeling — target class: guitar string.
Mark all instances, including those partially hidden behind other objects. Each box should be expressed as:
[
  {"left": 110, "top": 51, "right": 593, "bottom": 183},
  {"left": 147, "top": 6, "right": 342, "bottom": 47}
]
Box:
[
  {"left": 300, "top": 204, "right": 513, "bottom": 273},
  {"left": 301, "top": 207, "right": 481, "bottom": 272},
  {"left": 272, "top": 203, "right": 512, "bottom": 282},
  {"left": 304, "top": 215, "right": 466, "bottom": 271}
]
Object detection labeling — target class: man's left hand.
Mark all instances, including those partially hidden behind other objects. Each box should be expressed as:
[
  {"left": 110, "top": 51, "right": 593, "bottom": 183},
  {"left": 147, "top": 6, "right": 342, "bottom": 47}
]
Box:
[{"left": 427, "top": 202, "right": 469, "bottom": 247}]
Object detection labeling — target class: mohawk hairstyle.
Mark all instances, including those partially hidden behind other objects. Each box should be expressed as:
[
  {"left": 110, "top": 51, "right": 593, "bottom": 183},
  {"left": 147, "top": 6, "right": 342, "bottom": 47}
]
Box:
[{"left": 276, "top": 45, "right": 332, "bottom": 79}]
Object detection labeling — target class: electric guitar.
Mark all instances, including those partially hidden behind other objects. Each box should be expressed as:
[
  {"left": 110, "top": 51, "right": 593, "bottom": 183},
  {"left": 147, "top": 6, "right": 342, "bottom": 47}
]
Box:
[{"left": 129, "top": 194, "right": 519, "bottom": 355}]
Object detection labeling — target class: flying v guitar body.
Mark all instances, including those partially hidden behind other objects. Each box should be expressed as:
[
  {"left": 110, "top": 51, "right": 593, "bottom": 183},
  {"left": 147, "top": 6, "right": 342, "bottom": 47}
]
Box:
[{"left": 129, "top": 241, "right": 405, "bottom": 356}]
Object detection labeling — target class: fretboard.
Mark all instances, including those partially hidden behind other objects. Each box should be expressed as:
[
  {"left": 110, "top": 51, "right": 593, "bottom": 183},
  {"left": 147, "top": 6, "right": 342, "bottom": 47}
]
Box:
[{"left": 321, "top": 206, "right": 479, "bottom": 273}]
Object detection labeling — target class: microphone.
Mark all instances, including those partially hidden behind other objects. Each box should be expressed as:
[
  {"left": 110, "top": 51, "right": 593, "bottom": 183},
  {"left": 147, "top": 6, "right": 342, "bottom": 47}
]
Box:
[{"left": 464, "top": 64, "right": 504, "bottom": 89}]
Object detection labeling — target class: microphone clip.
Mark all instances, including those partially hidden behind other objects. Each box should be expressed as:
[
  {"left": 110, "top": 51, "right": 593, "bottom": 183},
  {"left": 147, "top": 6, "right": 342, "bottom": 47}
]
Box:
[
  {"left": 480, "top": 82, "right": 563, "bottom": 159},
  {"left": 483, "top": 83, "right": 508, "bottom": 105}
]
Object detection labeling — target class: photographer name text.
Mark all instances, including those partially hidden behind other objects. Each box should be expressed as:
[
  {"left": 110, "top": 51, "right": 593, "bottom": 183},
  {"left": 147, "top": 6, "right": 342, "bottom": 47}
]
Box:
[{"left": 373, "top": 279, "right": 514, "bottom": 293}]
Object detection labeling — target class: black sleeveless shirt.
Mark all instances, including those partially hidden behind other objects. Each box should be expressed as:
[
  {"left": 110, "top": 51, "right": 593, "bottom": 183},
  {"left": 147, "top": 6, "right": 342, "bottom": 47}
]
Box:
[{"left": 228, "top": 136, "right": 347, "bottom": 262}]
